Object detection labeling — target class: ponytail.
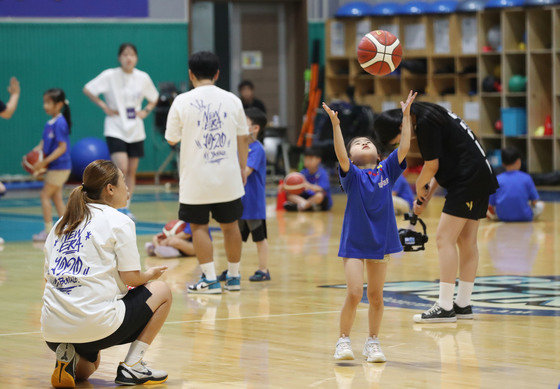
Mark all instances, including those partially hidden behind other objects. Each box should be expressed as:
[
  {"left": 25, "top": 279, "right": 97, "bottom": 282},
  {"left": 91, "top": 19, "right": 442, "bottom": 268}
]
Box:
[
  {"left": 43, "top": 88, "right": 72, "bottom": 133},
  {"left": 55, "top": 160, "right": 120, "bottom": 236}
]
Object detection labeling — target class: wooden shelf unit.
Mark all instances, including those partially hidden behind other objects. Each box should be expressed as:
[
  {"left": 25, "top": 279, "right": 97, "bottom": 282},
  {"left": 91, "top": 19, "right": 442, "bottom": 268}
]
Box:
[{"left": 325, "top": 5, "right": 560, "bottom": 173}]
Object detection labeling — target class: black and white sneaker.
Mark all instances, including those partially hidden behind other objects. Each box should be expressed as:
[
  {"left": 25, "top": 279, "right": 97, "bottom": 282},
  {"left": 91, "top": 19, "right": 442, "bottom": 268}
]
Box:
[
  {"left": 413, "top": 302, "right": 457, "bottom": 323},
  {"left": 51, "top": 343, "right": 77, "bottom": 388},
  {"left": 453, "top": 302, "right": 474, "bottom": 319},
  {"left": 115, "top": 360, "right": 168, "bottom": 386}
]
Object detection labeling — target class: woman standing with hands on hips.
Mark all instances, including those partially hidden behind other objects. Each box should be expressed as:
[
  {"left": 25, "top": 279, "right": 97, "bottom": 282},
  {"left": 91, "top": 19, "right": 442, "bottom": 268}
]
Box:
[
  {"left": 83, "top": 43, "right": 159, "bottom": 220},
  {"left": 375, "top": 102, "right": 498, "bottom": 323}
]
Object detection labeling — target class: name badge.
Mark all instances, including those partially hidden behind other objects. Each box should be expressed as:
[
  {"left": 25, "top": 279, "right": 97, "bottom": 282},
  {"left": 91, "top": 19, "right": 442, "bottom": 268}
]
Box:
[{"left": 126, "top": 107, "right": 136, "bottom": 119}]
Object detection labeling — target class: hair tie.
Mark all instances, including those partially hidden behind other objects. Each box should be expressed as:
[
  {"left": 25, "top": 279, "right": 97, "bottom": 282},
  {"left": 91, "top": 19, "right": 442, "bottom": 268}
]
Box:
[{"left": 64, "top": 99, "right": 70, "bottom": 105}]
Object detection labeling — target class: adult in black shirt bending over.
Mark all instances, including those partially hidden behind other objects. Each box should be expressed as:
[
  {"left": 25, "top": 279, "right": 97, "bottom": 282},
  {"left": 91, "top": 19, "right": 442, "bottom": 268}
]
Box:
[
  {"left": 375, "top": 102, "right": 498, "bottom": 323},
  {"left": 238, "top": 80, "right": 266, "bottom": 114}
]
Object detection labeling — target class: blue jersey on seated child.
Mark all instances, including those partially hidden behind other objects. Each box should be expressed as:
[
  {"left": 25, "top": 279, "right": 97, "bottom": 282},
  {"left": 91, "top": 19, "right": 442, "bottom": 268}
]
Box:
[
  {"left": 301, "top": 165, "right": 333, "bottom": 210},
  {"left": 241, "top": 140, "right": 267, "bottom": 220},
  {"left": 392, "top": 175, "right": 414, "bottom": 210},
  {"left": 339, "top": 149, "right": 406, "bottom": 259},
  {"left": 489, "top": 170, "right": 539, "bottom": 222},
  {"left": 43, "top": 115, "right": 71, "bottom": 170}
]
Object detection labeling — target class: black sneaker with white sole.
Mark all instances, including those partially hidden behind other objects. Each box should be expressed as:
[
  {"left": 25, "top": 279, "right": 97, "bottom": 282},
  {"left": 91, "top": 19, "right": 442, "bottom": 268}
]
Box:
[
  {"left": 413, "top": 302, "right": 457, "bottom": 323},
  {"left": 115, "top": 360, "right": 168, "bottom": 386},
  {"left": 453, "top": 302, "right": 474, "bottom": 319}
]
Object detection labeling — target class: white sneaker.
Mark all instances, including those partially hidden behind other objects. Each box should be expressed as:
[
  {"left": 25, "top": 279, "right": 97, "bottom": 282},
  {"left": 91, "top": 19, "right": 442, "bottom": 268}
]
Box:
[
  {"left": 333, "top": 337, "right": 354, "bottom": 360},
  {"left": 32, "top": 230, "right": 48, "bottom": 242},
  {"left": 362, "top": 337, "right": 386, "bottom": 363},
  {"left": 115, "top": 360, "right": 168, "bottom": 385},
  {"left": 145, "top": 242, "right": 156, "bottom": 256},
  {"left": 154, "top": 245, "right": 181, "bottom": 258}
]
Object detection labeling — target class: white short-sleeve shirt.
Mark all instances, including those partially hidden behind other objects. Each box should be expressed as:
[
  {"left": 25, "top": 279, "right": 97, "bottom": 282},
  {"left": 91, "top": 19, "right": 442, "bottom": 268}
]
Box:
[
  {"left": 165, "top": 85, "right": 249, "bottom": 204},
  {"left": 41, "top": 204, "right": 142, "bottom": 343},
  {"left": 85, "top": 67, "right": 159, "bottom": 143}
]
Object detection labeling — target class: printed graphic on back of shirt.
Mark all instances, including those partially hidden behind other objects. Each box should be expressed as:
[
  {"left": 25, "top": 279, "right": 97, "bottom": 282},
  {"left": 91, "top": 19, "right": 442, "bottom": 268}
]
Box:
[
  {"left": 192, "top": 99, "right": 231, "bottom": 164},
  {"left": 48, "top": 222, "right": 92, "bottom": 294}
]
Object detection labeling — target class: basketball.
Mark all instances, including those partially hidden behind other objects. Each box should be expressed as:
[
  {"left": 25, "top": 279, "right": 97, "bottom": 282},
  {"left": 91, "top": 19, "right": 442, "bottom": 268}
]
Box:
[
  {"left": 22, "top": 149, "right": 45, "bottom": 175},
  {"left": 357, "top": 30, "right": 402, "bottom": 76},
  {"left": 284, "top": 172, "right": 306, "bottom": 195},
  {"left": 162, "top": 219, "right": 187, "bottom": 237}
]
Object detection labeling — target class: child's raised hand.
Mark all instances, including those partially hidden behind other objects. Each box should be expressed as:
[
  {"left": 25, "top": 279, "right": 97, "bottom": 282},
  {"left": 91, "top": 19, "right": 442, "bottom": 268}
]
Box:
[
  {"left": 322, "top": 102, "right": 340, "bottom": 127},
  {"left": 400, "top": 90, "right": 417, "bottom": 116}
]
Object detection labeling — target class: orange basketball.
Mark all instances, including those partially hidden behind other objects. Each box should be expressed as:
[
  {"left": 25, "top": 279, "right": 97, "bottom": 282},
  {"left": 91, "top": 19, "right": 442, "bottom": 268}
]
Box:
[
  {"left": 22, "top": 149, "right": 44, "bottom": 175},
  {"left": 162, "top": 220, "right": 187, "bottom": 237},
  {"left": 357, "top": 30, "right": 402, "bottom": 76},
  {"left": 284, "top": 172, "right": 306, "bottom": 195}
]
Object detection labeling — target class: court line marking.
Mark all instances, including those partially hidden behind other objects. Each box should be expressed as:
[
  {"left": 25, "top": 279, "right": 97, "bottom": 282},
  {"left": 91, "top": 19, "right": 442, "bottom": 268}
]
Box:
[{"left": 0, "top": 308, "right": 370, "bottom": 337}]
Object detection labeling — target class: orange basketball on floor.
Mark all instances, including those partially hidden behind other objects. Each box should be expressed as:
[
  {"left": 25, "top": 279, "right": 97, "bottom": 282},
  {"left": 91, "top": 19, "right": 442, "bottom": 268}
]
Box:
[
  {"left": 357, "top": 30, "right": 402, "bottom": 76},
  {"left": 22, "top": 149, "right": 44, "bottom": 175},
  {"left": 284, "top": 172, "right": 306, "bottom": 195},
  {"left": 163, "top": 220, "right": 187, "bottom": 237}
]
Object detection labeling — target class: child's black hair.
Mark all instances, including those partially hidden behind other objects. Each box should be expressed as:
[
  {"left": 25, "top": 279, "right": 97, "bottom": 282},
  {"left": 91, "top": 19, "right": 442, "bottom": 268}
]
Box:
[
  {"left": 501, "top": 146, "right": 521, "bottom": 166},
  {"left": 303, "top": 147, "right": 323, "bottom": 158},
  {"left": 244, "top": 107, "right": 267, "bottom": 132},
  {"left": 189, "top": 51, "right": 220, "bottom": 80},
  {"left": 44, "top": 88, "right": 72, "bottom": 133},
  {"left": 118, "top": 42, "right": 138, "bottom": 56},
  {"left": 238, "top": 80, "right": 254, "bottom": 91}
]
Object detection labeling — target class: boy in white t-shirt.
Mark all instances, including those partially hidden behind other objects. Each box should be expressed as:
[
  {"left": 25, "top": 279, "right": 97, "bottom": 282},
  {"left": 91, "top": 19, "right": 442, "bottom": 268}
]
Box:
[{"left": 165, "top": 51, "right": 250, "bottom": 294}]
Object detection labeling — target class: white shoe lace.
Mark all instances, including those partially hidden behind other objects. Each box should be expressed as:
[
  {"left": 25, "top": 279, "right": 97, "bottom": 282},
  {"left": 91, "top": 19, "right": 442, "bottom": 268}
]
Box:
[
  {"left": 425, "top": 303, "right": 442, "bottom": 315},
  {"left": 337, "top": 340, "right": 352, "bottom": 354},
  {"left": 365, "top": 340, "right": 382, "bottom": 356}
]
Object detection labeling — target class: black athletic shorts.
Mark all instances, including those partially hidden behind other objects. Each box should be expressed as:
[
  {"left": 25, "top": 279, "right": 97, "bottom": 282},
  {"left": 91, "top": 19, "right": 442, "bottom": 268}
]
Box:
[
  {"left": 239, "top": 219, "right": 267, "bottom": 242},
  {"left": 106, "top": 136, "right": 144, "bottom": 158},
  {"left": 301, "top": 191, "right": 331, "bottom": 211},
  {"left": 442, "top": 195, "right": 489, "bottom": 220},
  {"left": 46, "top": 285, "right": 153, "bottom": 363},
  {"left": 179, "top": 198, "right": 243, "bottom": 225}
]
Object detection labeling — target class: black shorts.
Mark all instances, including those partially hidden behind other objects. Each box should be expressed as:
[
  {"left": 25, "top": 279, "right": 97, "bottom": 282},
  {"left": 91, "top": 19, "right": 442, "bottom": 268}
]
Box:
[
  {"left": 442, "top": 195, "right": 489, "bottom": 220},
  {"left": 239, "top": 219, "right": 267, "bottom": 242},
  {"left": 46, "top": 285, "right": 153, "bottom": 363},
  {"left": 179, "top": 198, "right": 243, "bottom": 225},
  {"left": 106, "top": 136, "right": 144, "bottom": 158},
  {"left": 301, "top": 191, "right": 331, "bottom": 211}
]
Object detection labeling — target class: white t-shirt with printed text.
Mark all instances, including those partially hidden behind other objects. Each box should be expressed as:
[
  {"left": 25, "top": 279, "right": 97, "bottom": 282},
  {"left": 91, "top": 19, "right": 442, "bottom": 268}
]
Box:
[
  {"left": 41, "top": 204, "right": 141, "bottom": 343},
  {"left": 85, "top": 67, "right": 159, "bottom": 143},
  {"left": 165, "top": 85, "right": 249, "bottom": 204}
]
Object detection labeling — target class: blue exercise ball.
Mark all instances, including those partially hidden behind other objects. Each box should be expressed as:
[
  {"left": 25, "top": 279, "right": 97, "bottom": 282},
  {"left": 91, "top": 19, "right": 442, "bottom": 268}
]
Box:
[
  {"left": 428, "top": 0, "right": 459, "bottom": 13},
  {"left": 71, "top": 137, "right": 111, "bottom": 179},
  {"left": 457, "top": 0, "right": 486, "bottom": 11},
  {"left": 399, "top": 1, "right": 429, "bottom": 14},
  {"left": 524, "top": 0, "right": 560, "bottom": 5},
  {"left": 335, "top": 1, "right": 374, "bottom": 17},
  {"left": 485, "top": 0, "right": 524, "bottom": 8},
  {"left": 371, "top": 2, "right": 400, "bottom": 15}
]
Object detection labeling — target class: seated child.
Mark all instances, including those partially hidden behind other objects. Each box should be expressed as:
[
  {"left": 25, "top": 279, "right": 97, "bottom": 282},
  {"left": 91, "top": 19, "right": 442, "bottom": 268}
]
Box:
[
  {"left": 284, "top": 148, "right": 333, "bottom": 212},
  {"left": 488, "top": 147, "right": 543, "bottom": 222},
  {"left": 392, "top": 174, "right": 414, "bottom": 215},
  {"left": 145, "top": 222, "right": 196, "bottom": 258}
]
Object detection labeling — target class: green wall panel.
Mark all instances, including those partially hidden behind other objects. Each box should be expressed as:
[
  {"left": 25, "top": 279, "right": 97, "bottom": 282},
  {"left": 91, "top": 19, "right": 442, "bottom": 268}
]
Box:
[
  {"left": 308, "top": 21, "right": 325, "bottom": 66},
  {"left": 0, "top": 22, "right": 188, "bottom": 175}
]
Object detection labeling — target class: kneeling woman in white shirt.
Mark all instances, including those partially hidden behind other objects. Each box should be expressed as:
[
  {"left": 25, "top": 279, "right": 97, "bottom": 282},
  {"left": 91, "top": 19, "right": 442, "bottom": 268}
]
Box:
[{"left": 42, "top": 160, "right": 171, "bottom": 388}]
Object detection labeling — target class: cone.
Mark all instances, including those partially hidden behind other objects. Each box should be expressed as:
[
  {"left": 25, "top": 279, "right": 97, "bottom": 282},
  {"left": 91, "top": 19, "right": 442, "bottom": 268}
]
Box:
[{"left": 276, "top": 180, "right": 287, "bottom": 211}]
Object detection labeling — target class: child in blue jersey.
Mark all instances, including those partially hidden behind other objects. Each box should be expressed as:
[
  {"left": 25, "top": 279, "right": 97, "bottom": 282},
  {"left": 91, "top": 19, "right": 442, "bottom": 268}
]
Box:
[
  {"left": 237, "top": 108, "right": 270, "bottom": 281},
  {"left": 323, "top": 90, "right": 416, "bottom": 363},
  {"left": 30, "top": 89, "right": 72, "bottom": 242},
  {"left": 392, "top": 174, "right": 414, "bottom": 215},
  {"left": 488, "top": 147, "right": 543, "bottom": 222},
  {"left": 284, "top": 148, "right": 333, "bottom": 212}
]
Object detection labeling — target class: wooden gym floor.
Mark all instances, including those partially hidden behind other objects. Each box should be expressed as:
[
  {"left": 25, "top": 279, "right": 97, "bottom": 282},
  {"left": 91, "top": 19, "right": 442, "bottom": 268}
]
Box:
[{"left": 0, "top": 187, "right": 559, "bottom": 388}]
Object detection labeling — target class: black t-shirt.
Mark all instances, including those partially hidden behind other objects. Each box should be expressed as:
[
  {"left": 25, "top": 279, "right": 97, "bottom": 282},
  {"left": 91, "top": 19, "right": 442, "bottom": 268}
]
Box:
[
  {"left": 242, "top": 98, "right": 266, "bottom": 114},
  {"left": 0, "top": 99, "right": 6, "bottom": 113},
  {"left": 414, "top": 103, "right": 498, "bottom": 200}
]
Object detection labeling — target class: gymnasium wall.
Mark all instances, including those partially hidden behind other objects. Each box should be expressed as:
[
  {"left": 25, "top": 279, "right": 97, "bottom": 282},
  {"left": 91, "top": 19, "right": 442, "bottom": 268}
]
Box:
[{"left": 0, "top": 22, "right": 188, "bottom": 175}]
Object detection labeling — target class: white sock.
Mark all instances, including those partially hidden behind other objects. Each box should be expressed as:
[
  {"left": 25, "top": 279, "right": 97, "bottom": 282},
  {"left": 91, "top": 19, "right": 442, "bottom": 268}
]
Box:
[
  {"left": 200, "top": 262, "right": 217, "bottom": 281},
  {"left": 227, "top": 262, "right": 240, "bottom": 278},
  {"left": 455, "top": 280, "right": 474, "bottom": 308},
  {"left": 124, "top": 340, "right": 148, "bottom": 366},
  {"left": 45, "top": 221, "right": 53, "bottom": 232},
  {"left": 438, "top": 282, "right": 455, "bottom": 311}
]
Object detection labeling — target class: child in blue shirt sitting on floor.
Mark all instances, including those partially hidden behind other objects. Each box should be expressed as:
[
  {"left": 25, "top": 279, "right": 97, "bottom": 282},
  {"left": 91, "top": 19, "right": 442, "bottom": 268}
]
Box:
[
  {"left": 322, "top": 90, "right": 416, "bottom": 364},
  {"left": 392, "top": 174, "right": 414, "bottom": 215},
  {"left": 488, "top": 146, "right": 543, "bottom": 222}
]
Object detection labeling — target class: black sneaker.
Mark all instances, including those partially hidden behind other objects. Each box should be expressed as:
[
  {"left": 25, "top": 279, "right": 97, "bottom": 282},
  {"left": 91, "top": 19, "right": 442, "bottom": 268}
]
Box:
[
  {"left": 413, "top": 302, "right": 457, "bottom": 323},
  {"left": 283, "top": 201, "right": 298, "bottom": 212},
  {"left": 453, "top": 302, "right": 474, "bottom": 319},
  {"left": 249, "top": 269, "right": 271, "bottom": 282},
  {"left": 217, "top": 269, "right": 228, "bottom": 282},
  {"left": 51, "top": 343, "right": 76, "bottom": 388}
]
